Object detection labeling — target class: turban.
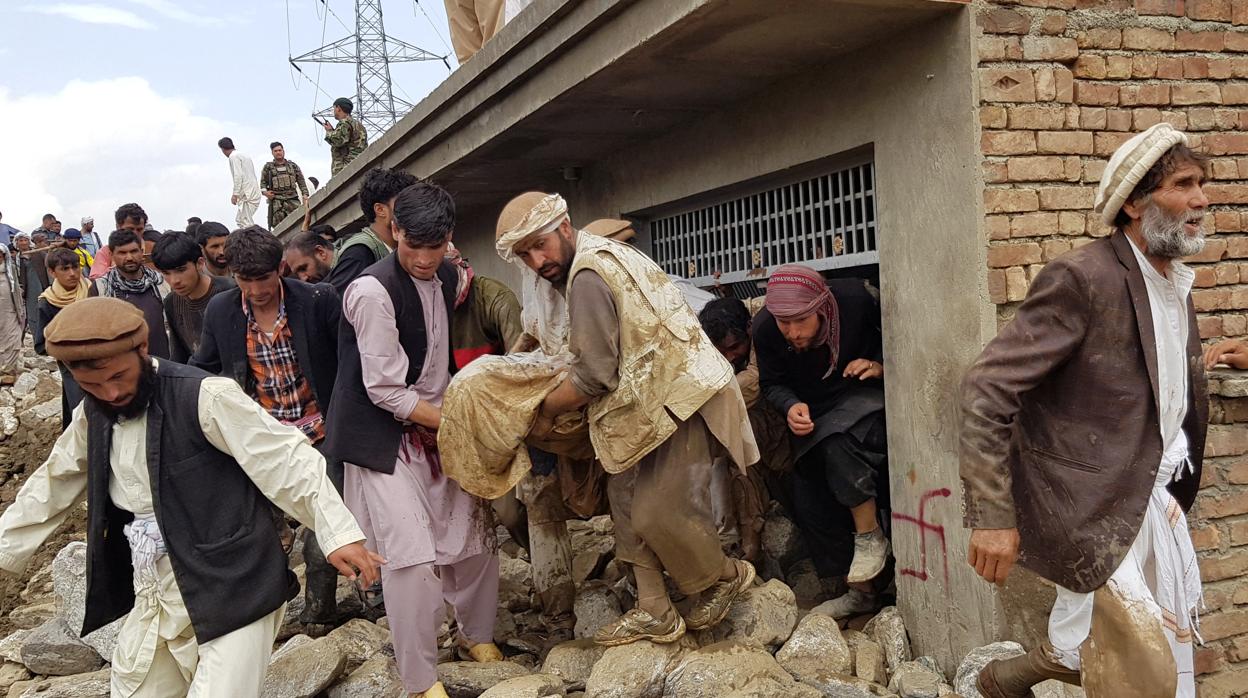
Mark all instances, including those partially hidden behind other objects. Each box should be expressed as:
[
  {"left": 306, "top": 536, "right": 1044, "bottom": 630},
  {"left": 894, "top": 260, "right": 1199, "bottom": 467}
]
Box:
[
  {"left": 80, "top": 216, "right": 93, "bottom": 226},
  {"left": 44, "top": 297, "right": 149, "bottom": 363},
  {"left": 1094, "top": 123, "right": 1189, "bottom": 226},
  {"left": 495, "top": 192, "right": 569, "bottom": 262},
  {"left": 765, "top": 264, "right": 841, "bottom": 367},
  {"left": 584, "top": 218, "right": 636, "bottom": 243}
]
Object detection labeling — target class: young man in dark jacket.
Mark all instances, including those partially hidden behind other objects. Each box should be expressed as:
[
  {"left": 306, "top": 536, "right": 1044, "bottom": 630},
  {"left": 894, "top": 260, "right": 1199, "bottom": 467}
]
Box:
[
  {"left": 322, "top": 168, "right": 417, "bottom": 295},
  {"left": 191, "top": 225, "right": 344, "bottom": 629},
  {"left": 152, "top": 232, "right": 236, "bottom": 363}
]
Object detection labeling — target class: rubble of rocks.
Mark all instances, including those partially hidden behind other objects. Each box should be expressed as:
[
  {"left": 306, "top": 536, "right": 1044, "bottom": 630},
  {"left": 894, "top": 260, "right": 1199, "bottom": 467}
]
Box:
[{"left": 0, "top": 344, "right": 1090, "bottom": 697}]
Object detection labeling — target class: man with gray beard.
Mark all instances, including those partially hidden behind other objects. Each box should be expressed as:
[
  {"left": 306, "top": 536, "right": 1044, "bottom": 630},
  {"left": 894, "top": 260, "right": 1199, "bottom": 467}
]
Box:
[{"left": 960, "top": 124, "right": 1210, "bottom": 698}]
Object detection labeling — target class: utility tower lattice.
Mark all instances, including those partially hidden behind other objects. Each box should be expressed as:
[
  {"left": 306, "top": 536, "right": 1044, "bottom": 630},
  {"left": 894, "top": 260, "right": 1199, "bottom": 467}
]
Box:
[{"left": 292, "top": 0, "right": 448, "bottom": 138}]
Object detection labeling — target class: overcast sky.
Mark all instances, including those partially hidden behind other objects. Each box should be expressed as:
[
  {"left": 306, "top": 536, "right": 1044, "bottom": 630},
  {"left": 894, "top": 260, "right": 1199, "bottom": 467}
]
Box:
[{"left": 0, "top": 0, "right": 456, "bottom": 233}]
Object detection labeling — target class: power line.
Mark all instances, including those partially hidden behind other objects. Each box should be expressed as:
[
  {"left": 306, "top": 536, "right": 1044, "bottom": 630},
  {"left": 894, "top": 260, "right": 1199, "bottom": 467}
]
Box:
[{"left": 412, "top": 0, "right": 454, "bottom": 57}]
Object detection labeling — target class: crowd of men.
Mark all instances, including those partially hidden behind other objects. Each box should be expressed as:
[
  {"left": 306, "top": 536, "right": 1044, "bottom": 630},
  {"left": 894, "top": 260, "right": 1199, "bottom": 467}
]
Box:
[{"left": 0, "top": 123, "right": 1244, "bottom": 698}]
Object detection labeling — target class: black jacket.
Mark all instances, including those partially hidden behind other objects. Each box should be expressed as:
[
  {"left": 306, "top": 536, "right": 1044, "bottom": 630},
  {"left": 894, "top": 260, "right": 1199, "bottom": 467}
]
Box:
[
  {"left": 190, "top": 278, "right": 340, "bottom": 413},
  {"left": 83, "top": 360, "right": 296, "bottom": 643}
]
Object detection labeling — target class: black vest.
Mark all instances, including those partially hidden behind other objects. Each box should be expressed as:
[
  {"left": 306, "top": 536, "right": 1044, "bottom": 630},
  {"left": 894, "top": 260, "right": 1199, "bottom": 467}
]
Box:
[
  {"left": 82, "top": 360, "right": 297, "bottom": 643},
  {"left": 326, "top": 254, "right": 458, "bottom": 473}
]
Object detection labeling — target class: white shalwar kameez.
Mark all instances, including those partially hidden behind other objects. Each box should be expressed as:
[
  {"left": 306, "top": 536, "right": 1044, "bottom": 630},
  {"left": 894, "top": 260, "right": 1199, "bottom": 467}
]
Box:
[
  {"left": 1048, "top": 237, "right": 1201, "bottom": 697},
  {"left": 229, "top": 150, "right": 263, "bottom": 229},
  {"left": 0, "top": 366, "right": 365, "bottom": 697}
]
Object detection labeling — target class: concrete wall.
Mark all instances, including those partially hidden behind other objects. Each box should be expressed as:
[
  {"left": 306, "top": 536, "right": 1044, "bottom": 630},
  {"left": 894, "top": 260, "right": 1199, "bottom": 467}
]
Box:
[{"left": 449, "top": 9, "right": 997, "bottom": 671}]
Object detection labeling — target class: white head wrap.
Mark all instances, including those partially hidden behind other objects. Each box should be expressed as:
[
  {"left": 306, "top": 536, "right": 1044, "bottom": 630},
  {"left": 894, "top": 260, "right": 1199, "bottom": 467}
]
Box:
[
  {"left": 1094, "top": 123, "right": 1189, "bottom": 226},
  {"left": 495, "top": 193, "right": 569, "bottom": 263}
]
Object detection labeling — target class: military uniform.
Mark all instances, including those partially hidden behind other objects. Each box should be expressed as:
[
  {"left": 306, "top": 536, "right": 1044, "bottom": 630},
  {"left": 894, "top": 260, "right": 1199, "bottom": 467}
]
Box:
[
  {"left": 261, "top": 159, "right": 310, "bottom": 229},
  {"left": 325, "top": 117, "right": 368, "bottom": 176}
]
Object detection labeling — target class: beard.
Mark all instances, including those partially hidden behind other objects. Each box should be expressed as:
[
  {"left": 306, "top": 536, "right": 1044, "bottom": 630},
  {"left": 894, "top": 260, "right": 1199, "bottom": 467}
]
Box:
[
  {"left": 90, "top": 356, "right": 157, "bottom": 421},
  {"left": 1140, "top": 201, "right": 1206, "bottom": 259}
]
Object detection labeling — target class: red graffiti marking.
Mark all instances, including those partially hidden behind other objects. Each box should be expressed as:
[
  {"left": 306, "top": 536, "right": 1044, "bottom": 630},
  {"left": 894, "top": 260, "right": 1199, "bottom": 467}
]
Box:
[{"left": 891, "top": 487, "right": 952, "bottom": 587}]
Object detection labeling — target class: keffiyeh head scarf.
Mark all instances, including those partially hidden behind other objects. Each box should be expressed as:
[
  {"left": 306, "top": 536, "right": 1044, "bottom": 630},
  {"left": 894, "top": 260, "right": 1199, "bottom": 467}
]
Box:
[
  {"left": 102, "top": 265, "right": 162, "bottom": 299},
  {"left": 495, "top": 193, "right": 569, "bottom": 263},
  {"left": 765, "top": 263, "right": 841, "bottom": 366},
  {"left": 445, "top": 242, "right": 475, "bottom": 309}
]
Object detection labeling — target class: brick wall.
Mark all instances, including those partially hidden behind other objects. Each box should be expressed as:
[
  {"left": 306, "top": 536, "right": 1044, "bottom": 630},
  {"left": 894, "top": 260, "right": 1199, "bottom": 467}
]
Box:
[{"left": 976, "top": 0, "right": 1248, "bottom": 694}]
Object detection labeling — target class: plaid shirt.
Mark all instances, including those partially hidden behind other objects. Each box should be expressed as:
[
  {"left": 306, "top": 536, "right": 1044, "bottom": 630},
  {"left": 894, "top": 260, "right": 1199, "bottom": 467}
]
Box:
[{"left": 244, "top": 286, "right": 325, "bottom": 443}]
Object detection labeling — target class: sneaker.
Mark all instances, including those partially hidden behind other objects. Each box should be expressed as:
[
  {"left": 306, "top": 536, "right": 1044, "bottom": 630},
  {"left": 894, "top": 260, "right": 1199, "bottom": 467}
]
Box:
[
  {"left": 813, "top": 588, "right": 878, "bottom": 620},
  {"left": 685, "top": 559, "right": 756, "bottom": 630},
  {"left": 847, "top": 528, "right": 890, "bottom": 584},
  {"left": 593, "top": 607, "right": 686, "bottom": 647}
]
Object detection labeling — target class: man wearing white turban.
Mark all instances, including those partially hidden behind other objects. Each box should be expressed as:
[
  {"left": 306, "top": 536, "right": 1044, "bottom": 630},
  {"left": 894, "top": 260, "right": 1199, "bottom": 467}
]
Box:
[
  {"left": 496, "top": 192, "right": 761, "bottom": 646},
  {"left": 961, "top": 123, "right": 1211, "bottom": 698}
]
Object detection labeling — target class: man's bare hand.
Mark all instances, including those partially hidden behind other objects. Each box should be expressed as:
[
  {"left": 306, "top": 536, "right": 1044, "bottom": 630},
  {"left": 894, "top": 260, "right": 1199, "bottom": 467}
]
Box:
[
  {"left": 327, "top": 542, "right": 385, "bottom": 588},
  {"left": 844, "top": 358, "right": 883, "bottom": 381},
  {"left": 1205, "top": 339, "right": 1248, "bottom": 370},
  {"left": 406, "top": 401, "right": 442, "bottom": 430},
  {"left": 968, "top": 528, "right": 1020, "bottom": 586},
  {"left": 322, "top": 121, "right": 334, "bottom": 133},
  {"left": 230, "top": 194, "right": 239, "bottom": 206},
  {"left": 263, "top": 190, "right": 275, "bottom": 200},
  {"left": 787, "top": 402, "right": 814, "bottom": 436}
]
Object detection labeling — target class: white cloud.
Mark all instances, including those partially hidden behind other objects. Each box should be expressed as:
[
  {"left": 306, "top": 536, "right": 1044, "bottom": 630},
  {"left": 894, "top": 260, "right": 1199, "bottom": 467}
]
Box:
[
  {"left": 0, "top": 78, "right": 331, "bottom": 234},
  {"left": 22, "top": 4, "right": 156, "bottom": 30},
  {"left": 122, "top": 0, "right": 224, "bottom": 26}
]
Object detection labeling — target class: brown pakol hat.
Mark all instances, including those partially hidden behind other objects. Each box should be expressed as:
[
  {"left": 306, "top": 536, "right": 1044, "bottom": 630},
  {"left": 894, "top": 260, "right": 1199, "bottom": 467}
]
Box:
[{"left": 44, "top": 297, "right": 149, "bottom": 363}]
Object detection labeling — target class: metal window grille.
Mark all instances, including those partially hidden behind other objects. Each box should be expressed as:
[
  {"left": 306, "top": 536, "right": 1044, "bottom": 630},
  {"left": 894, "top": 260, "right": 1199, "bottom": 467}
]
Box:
[{"left": 648, "top": 161, "right": 878, "bottom": 297}]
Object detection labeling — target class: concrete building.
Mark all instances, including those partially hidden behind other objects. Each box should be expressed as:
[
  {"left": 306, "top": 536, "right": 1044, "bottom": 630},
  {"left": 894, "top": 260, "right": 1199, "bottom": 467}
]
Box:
[{"left": 283, "top": 0, "right": 1248, "bottom": 692}]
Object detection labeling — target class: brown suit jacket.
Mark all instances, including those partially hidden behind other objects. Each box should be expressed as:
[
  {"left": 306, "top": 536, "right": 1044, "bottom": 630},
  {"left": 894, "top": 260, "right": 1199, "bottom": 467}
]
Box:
[{"left": 960, "top": 232, "right": 1208, "bottom": 593}]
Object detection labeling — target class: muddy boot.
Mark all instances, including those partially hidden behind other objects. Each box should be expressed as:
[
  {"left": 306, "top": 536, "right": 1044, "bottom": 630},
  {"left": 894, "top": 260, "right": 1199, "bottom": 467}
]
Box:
[
  {"left": 977, "top": 643, "right": 1081, "bottom": 698},
  {"left": 685, "top": 559, "right": 756, "bottom": 630},
  {"left": 538, "top": 581, "right": 577, "bottom": 645},
  {"left": 300, "top": 529, "right": 340, "bottom": 626},
  {"left": 594, "top": 606, "right": 685, "bottom": 647}
]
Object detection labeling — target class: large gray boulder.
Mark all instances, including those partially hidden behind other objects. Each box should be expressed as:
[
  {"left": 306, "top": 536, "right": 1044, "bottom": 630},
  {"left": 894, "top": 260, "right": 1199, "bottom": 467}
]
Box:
[
  {"left": 694, "top": 580, "right": 797, "bottom": 649},
  {"left": 662, "top": 640, "right": 793, "bottom": 698},
  {"left": 863, "top": 606, "right": 911, "bottom": 674},
  {"left": 261, "top": 636, "right": 348, "bottom": 698},
  {"left": 584, "top": 639, "right": 690, "bottom": 698},
  {"left": 0, "top": 630, "right": 32, "bottom": 663},
  {"left": 499, "top": 557, "right": 535, "bottom": 612},
  {"left": 326, "top": 618, "right": 391, "bottom": 670},
  {"left": 325, "top": 654, "right": 405, "bottom": 698},
  {"left": 19, "top": 617, "right": 104, "bottom": 676},
  {"left": 51, "top": 542, "right": 124, "bottom": 661},
  {"left": 886, "top": 660, "right": 946, "bottom": 698},
  {"left": 437, "top": 661, "right": 531, "bottom": 698},
  {"left": 573, "top": 582, "right": 623, "bottom": 640},
  {"left": 13, "top": 668, "right": 111, "bottom": 698},
  {"left": 777, "top": 612, "right": 853, "bottom": 680},
  {"left": 479, "top": 673, "right": 567, "bottom": 698},
  {"left": 854, "top": 637, "right": 887, "bottom": 686},
  {"left": 542, "top": 639, "right": 607, "bottom": 689}
]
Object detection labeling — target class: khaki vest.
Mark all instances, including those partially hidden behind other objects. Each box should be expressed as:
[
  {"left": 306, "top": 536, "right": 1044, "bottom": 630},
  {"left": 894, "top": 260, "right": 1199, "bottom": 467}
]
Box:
[{"left": 568, "top": 232, "right": 733, "bottom": 473}]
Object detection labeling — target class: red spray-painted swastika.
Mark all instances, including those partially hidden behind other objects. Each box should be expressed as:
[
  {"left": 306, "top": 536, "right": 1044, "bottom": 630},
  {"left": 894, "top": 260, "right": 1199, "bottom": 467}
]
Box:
[{"left": 891, "top": 487, "right": 952, "bottom": 586}]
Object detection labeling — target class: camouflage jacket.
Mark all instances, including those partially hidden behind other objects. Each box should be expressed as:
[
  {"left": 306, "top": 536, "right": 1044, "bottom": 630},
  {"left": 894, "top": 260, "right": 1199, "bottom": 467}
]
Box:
[
  {"left": 260, "top": 159, "right": 309, "bottom": 199},
  {"left": 325, "top": 117, "right": 367, "bottom": 174}
]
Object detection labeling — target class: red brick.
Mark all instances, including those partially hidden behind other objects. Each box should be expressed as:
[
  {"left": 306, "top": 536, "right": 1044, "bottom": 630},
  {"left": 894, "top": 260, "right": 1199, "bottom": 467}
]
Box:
[
  {"left": 1080, "top": 106, "right": 1108, "bottom": 129},
  {"left": 1078, "top": 27, "right": 1122, "bottom": 49},
  {"left": 1192, "top": 238, "right": 1229, "bottom": 262},
  {"left": 1210, "top": 58, "right": 1235, "bottom": 79},
  {"left": 1194, "top": 488, "right": 1248, "bottom": 518},
  {"left": 1023, "top": 36, "right": 1080, "bottom": 62},
  {"left": 1075, "top": 81, "right": 1119, "bottom": 106},
  {"left": 1133, "top": 54, "right": 1160, "bottom": 78},
  {"left": 1094, "top": 131, "right": 1133, "bottom": 156},
  {"left": 1199, "top": 314, "right": 1225, "bottom": 337},
  {"left": 1107, "top": 107, "right": 1134, "bottom": 130},
  {"left": 1231, "top": 636, "right": 1248, "bottom": 663},
  {"left": 1123, "top": 27, "right": 1176, "bottom": 51},
  {"left": 1194, "top": 646, "right": 1225, "bottom": 676},
  {"left": 988, "top": 243, "right": 1044, "bottom": 267},
  {"left": 1122, "top": 84, "right": 1173, "bottom": 106},
  {"left": 1037, "top": 130, "right": 1095, "bottom": 154},
  {"left": 987, "top": 268, "right": 1008, "bottom": 304},
  {"left": 1134, "top": 107, "right": 1164, "bottom": 130},
  {"left": 1224, "top": 84, "right": 1248, "bottom": 105},
  {"left": 1106, "top": 55, "right": 1133, "bottom": 80},
  {"left": 1172, "top": 83, "right": 1221, "bottom": 105},
  {"left": 1176, "top": 30, "right": 1227, "bottom": 52},
  {"left": 986, "top": 215, "right": 1011, "bottom": 241},
  {"left": 1194, "top": 288, "right": 1232, "bottom": 311},
  {"left": 982, "top": 131, "right": 1037, "bottom": 155},
  {"left": 1196, "top": 266, "right": 1220, "bottom": 287},
  {"left": 1204, "top": 133, "right": 1248, "bottom": 154},
  {"left": 1217, "top": 262, "right": 1242, "bottom": 284},
  {"left": 1009, "top": 212, "right": 1061, "bottom": 237},
  {"left": 1231, "top": 517, "right": 1248, "bottom": 545},
  {"left": 1188, "top": 0, "right": 1233, "bottom": 20},
  {"left": 1056, "top": 68, "right": 1074, "bottom": 102},
  {"left": 1228, "top": 31, "right": 1248, "bottom": 52},
  {"left": 1006, "top": 266, "right": 1030, "bottom": 302},
  {"left": 1208, "top": 424, "right": 1248, "bottom": 455},
  {"left": 1186, "top": 56, "right": 1211, "bottom": 79},
  {"left": 979, "top": 37, "right": 1008, "bottom": 63},
  {"left": 978, "top": 7, "right": 1030, "bottom": 34},
  {"left": 985, "top": 188, "right": 1040, "bottom": 213},
  {"left": 1136, "top": 0, "right": 1185, "bottom": 13},
  {"left": 1199, "top": 607, "right": 1248, "bottom": 640},
  {"left": 1228, "top": 236, "right": 1248, "bottom": 257},
  {"left": 983, "top": 161, "right": 1009, "bottom": 184},
  {"left": 1039, "top": 13, "right": 1067, "bottom": 35},
  {"left": 1074, "top": 55, "right": 1106, "bottom": 79},
  {"left": 981, "top": 68, "right": 1037, "bottom": 103},
  {"left": 981, "top": 105, "right": 1008, "bottom": 129},
  {"left": 1038, "top": 186, "right": 1095, "bottom": 209},
  {"left": 1059, "top": 211, "right": 1086, "bottom": 234},
  {"left": 1214, "top": 210, "right": 1242, "bottom": 231},
  {"left": 1191, "top": 524, "right": 1222, "bottom": 550},
  {"left": 1236, "top": 0, "right": 1248, "bottom": 25},
  {"left": 1157, "top": 56, "right": 1186, "bottom": 79},
  {"left": 1008, "top": 105, "right": 1069, "bottom": 129},
  {"left": 1206, "top": 183, "right": 1248, "bottom": 204},
  {"left": 1200, "top": 666, "right": 1248, "bottom": 697},
  {"left": 1042, "top": 239, "right": 1072, "bottom": 261},
  {"left": 1008, "top": 156, "right": 1071, "bottom": 182}
]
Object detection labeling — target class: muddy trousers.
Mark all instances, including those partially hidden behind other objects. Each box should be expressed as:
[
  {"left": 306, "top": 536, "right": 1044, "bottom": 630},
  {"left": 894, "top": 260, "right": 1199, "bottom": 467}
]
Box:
[
  {"left": 789, "top": 415, "right": 889, "bottom": 577},
  {"left": 385, "top": 553, "right": 500, "bottom": 693},
  {"left": 607, "top": 414, "right": 726, "bottom": 595},
  {"left": 301, "top": 455, "right": 345, "bottom": 624}
]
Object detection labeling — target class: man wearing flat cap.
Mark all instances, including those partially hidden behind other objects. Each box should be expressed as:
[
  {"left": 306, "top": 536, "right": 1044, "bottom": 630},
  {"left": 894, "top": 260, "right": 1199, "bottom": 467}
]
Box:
[
  {"left": 497, "top": 192, "right": 760, "bottom": 646},
  {"left": 961, "top": 122, "right": 1210, "bottom": 698},
  {"left": 323, "top": 97, "right": 368, "bottom": 176},
  {"left": 0, "top": 297, "right": 381, "bottom": 696}
]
